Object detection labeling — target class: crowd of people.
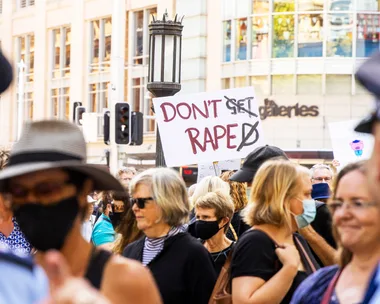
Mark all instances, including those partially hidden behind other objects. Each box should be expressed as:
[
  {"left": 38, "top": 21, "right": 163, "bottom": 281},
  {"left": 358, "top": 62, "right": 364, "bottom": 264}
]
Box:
[{"left": 0, "top": 43, "right": 380, "bottom": 304}]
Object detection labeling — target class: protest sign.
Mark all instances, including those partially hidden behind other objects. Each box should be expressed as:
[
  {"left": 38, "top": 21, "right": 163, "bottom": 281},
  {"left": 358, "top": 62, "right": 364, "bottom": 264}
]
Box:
[
  {"left": 329, "top": 119, "right": 374, "bottom": 169},
  {"left": 153, "top": 87, "right": 265, "bottom": 167},
  {"left": 197, "top": 163, "right": 220, "bottom": 183},
  {"left": 218, "top": 159, "right": 241, "bottom": 172}
]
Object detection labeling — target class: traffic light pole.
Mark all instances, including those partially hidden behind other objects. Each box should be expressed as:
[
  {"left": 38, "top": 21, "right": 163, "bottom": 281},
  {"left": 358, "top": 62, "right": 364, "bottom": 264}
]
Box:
[{"left": 109, "top": 0, "right": 125, "bottom": 175}]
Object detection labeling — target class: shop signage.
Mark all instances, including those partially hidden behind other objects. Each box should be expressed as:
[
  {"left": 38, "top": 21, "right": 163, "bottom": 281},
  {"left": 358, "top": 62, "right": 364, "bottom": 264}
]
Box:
[{"left": 259, "top": 98, "right": 319, "bottom": 120}]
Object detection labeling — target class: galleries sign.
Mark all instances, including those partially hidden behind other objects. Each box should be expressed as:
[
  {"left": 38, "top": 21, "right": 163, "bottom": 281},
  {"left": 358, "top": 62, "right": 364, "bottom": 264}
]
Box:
[{"left": 153, "top": 87, "right": 265, "bottom": 167}]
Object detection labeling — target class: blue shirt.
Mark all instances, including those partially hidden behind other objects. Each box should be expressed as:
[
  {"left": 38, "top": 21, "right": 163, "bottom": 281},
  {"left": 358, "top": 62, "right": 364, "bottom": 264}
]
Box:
[
  {"left": 91, "top": 214, "right": 115, "bottom": 246},
  {"left": 0, "top": 248, "right": 49, "bottom": 303},
  {"left": 0, "top": 218, "right": 32, "bottom": 254},
  {"left": 364, "top": 263, "right": 380, "bottom": 304}
]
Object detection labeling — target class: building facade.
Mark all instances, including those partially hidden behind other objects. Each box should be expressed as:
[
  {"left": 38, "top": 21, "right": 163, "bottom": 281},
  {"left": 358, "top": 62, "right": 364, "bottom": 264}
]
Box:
[{"left": 0, "top": 0, "right": 378, "bottom": 166}]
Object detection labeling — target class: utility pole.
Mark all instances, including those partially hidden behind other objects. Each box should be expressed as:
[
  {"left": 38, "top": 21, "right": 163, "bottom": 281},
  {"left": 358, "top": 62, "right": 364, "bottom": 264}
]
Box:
[
  {"left": 17, "top": 60, "right": 26, "bottom": 140},
  {"left": 110, "top": 0, "right": 126, "bottom": 175}
]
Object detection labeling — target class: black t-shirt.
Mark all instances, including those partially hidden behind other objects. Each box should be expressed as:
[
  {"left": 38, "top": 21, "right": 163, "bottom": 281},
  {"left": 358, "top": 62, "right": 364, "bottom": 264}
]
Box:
[
  {"left": 230, "top": 229, "right": 318, "bottom": 304},
  {"left": 210, "top": 242, "right": 235, "bottom": 276}
]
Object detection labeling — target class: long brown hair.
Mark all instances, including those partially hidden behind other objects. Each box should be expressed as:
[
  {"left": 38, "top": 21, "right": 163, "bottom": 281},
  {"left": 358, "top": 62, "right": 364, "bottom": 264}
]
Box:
[
  {"left": 220, "top": 170, "right": 248, "bottom": 211},
  {"left": 112, "top": 193, "right": 143, "bottom": 254},
  {"left": 331, "top": 161, "right": 367, "bottom": 268}
]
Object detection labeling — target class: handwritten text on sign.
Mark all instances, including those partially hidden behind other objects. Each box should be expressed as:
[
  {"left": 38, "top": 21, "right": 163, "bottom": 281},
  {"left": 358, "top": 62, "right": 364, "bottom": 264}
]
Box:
[{"left": 153, "top": 87, "right": 265, "bottom": 167}]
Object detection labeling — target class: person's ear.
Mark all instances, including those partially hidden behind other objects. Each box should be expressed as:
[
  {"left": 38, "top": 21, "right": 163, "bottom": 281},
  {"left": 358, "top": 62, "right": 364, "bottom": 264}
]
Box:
[{"left": 219, "top": 217, "right": 229, "bottom": 229}]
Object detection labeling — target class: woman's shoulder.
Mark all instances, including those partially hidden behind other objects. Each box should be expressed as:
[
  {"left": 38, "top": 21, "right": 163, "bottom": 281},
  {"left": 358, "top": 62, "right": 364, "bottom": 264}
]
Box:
[
  {"left": 291, "top": 265, "right": 339, "bottom": 303},
  {"left": 236, "top": 229, "right": 276, "bottom": 247}
]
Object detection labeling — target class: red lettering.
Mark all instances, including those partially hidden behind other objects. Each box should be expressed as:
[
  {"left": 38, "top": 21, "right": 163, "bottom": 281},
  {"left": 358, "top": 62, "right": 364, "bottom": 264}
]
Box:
[
  {"left": 160, "top": 102, "right": 177, "bottom": 122},
  {"left": 208, "top": 99, "right": 222, "bottom": 118},
  {"left": 177, "top": 103, "right": 192, "bottom": 120},
  {"left": 185, "top": 128, "right": 205, "bottom": 154},
  {"left": 192, "top": 101, "right": 209, "bottom": 120},
  {"left": 204, "top": 128, "right": 216, "bottom": 150},
  {"left": 213, "top": 125, "right": 226, "bottom": 150},
  {"left": 226, "top": 124, "right": 238, "bottom": 149}
]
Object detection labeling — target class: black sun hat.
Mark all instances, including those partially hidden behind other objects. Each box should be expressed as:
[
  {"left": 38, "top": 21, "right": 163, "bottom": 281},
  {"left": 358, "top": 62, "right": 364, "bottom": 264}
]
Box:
[{"left": 229, "top": 145, "right": 289, "bottom": 183}]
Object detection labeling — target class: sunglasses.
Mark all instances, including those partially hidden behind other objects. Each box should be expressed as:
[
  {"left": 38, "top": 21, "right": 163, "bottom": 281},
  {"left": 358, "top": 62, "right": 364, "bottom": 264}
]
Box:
[
  {"left": 8, "top": 181, "right": 71, "bottom": 200},
  {"left": 130, "top": 197, "right": 154, "bottom": 209}
]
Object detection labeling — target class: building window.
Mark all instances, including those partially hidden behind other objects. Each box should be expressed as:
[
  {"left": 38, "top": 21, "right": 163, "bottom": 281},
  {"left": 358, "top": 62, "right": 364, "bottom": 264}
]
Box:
[
  {"left": 357, "top": 14, "right": 380, "bottom": 57},
  {"left": 223, "top": 21, "right": 232, "bottom": 62},
  {"left": 222, "top": 78, "right": 231, "bottom": 89},
  {"left": 273, "top": 0, "right": 295, "bottom": 12},
  {"left": 88, "top": 82, "right": 109, "bottom": 113},
  {"left": 297, "top": 75, "right": 322, "bottom": 95},
  {"left": 298, "top": 0, "right": 324, "bottom": 11},
  {"left": 51, "top": 26, "right": 71, "bottom": 78},
  {"left": 272, "top": 75, "right": 294, "bottom": 95},
  {"left": 357, "top": 0, "right": 380, "bottom": 11},
  {"left": 51, "top": 87, "right": 70, "bottom": 119},
  {"left": 133, "top": 7, "right": 157, "bottom": 65},
  {"left": 328, "top": 0, "right": 352, "bottom": 11},
  {"left": 25, "top": 92, "right": 33, "bottom": 120},
  {"left": 15, "top": 34, "right": 34, "bottom": 82},
  {"left": 235, "top": 76, "right": 247, "bottom": 87},
  {"left": 89, "top": 17, "right": 112, "bottom": 72},
  {"left": 326, "top": 13, "right": 353, "bottom": 57},
  {"left": 298, "top": 14, "right": 323, "bottom": 57},
  {"left": 251, "top": 76, "right": 269, "bottom": 96},
  {"left": 236, "top": 18, "right": 248, "bottom": 60},
  {"left": 15, "top": 0, "right": 34, "bottom": 10},
  {"left": 253, "top": 0, "right": 269, "bottom": 13},
  {"left": 132, "top": 78, "right": 143, "bottom": 112},
  {"left": 272, "top": 15, "right": 295, "bottom": 58},
  {"left": 0, "top": 0, "right": 3, "bottom": 14},
  {"left": 252, "top": 16, "right": 269, "bottom": 59},
  {"left": 326, "top": 75, "right": 352, "bottom": 95}
]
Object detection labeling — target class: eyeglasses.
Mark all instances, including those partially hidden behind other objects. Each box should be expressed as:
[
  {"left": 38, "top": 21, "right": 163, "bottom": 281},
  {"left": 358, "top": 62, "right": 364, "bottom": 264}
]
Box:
[
  {"left": 8, "top": 181, "right": 71, "bottom": 200},
  {"left": 130, "top": 197, "right": 154, "bottom": 209},
  {"left": 312, "top": 177, "right": 332, "bottom": 182},
  {"left": 329, "top": 200, "right": 378, "bottom": 213}
]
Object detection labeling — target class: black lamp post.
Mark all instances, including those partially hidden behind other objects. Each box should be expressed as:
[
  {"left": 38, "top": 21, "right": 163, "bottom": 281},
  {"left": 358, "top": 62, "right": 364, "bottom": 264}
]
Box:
[{"left": 147, "top": 12, "right": 184, "bottom": 167}]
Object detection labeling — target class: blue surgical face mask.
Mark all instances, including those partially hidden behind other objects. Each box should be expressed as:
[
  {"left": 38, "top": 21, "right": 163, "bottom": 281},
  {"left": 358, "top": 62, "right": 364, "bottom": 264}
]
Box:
[{"left": 293, "top": 199, "right": 317, "bottom": 229}]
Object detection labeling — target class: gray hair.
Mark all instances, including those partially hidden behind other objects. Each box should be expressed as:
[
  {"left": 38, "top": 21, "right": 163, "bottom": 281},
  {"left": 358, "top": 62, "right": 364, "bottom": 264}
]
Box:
[
  {"left": 118, "top": 166, "right": 137, "bottom": 176},
  {"left": 309, "top": 163, "right": 333, "bottom": 179},
  {"left": 191, "top": 176, "right": 230, "bottom": 208},
  {"left": 129, "top": 168, "right": 190, "bottom": 226}
]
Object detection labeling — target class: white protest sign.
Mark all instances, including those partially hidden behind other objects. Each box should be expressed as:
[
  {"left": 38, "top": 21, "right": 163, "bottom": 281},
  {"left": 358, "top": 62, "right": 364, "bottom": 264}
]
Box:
[
  {"left": 197, "top": 163, "right": 220, "bottom": 183},
  {"left": 153, "top": 87, "right": 265, "bottom": 167},
  {"left": 218, "top": 159, "right": 241, "bottom": 172},
  {"left": 329, "top": 119, "right": 374, "bottom": 169}
]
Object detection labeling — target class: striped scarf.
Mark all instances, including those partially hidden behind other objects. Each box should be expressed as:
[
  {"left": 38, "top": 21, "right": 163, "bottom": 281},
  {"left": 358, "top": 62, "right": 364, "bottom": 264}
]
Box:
[{"left": 142, "top": 227, "right": 182, "bottom": 266}]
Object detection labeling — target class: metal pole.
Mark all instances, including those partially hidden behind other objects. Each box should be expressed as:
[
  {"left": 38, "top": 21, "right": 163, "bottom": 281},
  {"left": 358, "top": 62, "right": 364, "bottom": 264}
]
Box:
[
  {"left": 156, "top": 128, "right": 166, "bottom": 167},
  {"left": 110, "top": 0, "right": 125, "bottom": 175},
  {"left": 17, "top": 60, "right": 26, "bottom": 140}
]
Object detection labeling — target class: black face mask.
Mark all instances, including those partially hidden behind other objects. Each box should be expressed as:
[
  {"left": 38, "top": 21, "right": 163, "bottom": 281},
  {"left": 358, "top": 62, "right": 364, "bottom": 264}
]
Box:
[
  {"left": 110, "top": 212, "right": 123, "bottom": 229},
  {"left": 12, "top": 196, "right": 80, "bottom": 252},
  {"left": 188, "top": 220, "right": 225, "bottom": 241}
]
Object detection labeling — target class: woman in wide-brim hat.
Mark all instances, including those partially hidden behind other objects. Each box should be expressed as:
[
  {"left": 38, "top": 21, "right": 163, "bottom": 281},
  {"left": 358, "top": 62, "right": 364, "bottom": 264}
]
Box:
[{"left": 0, "top": 119, "right": 162, "bottom": 304}]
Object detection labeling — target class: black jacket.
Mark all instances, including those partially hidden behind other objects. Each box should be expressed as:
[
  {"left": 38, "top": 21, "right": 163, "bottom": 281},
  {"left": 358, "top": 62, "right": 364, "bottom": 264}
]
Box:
[{"left": 123, "top": 232, "right": 217, "bottom": 304}]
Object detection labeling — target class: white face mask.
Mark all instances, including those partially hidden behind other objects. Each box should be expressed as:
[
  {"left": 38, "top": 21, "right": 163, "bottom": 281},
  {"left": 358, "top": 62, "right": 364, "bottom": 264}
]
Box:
[{"left": 292, "top": 199, "right": 317, "bottom": 229}]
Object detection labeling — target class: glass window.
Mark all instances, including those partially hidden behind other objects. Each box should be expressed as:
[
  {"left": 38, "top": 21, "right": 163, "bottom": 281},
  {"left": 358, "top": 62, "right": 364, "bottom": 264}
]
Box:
[
  {"left": 89, "top": 83, "right": 97, "bottom": 112},
  {"left": 222, "top": 78, "right": 231, "bottom": 89},
  {"left": 297, "top": 75, "right": 322, "bottom": 94},
  {"left": 134, "top": 11, "right": 144, "bottom": 64},
  {"left": 273, "top": 15, "right": 295, "bottom": 58},
  {"left": 92, "top": 20, "right": 100, "bottom": 64},
  {"left": 328, "top": 0, "right": 353, "bottom": 11},
  {"left": 274, "top": 0, "right": 295, "bottom": 12},
  {"left": 51, "top": 89, "right": 59, "bottom": 118},
  {"left": 222, "top": 0, "right": 234, "bottom": 19},
  {"left": 28, "top": 35, "right": 34, "bottom": 82},
  {"left": 236, "top": 0, "right": 250, "bottom": 17},
  {"left": 357, "top": 0, "right": 380, "bottom": 11},
  {"left": 132, "top": 78, "right": 142, "bottom": 112},
  {"left": 298, "top": 0, "right": 324, "bottom": 11},
  {"left": 251, "top": 76, "right": 269, "bottom": 95},
  {"left": 104, "top": 18, "right": 112, "bottom": 62},
  {"left": 252, "top": 16, "right": 269, "bottom": 59},
  {"left": 223, "top": 21, "right": 232, "bottom": 62},
  {"left": 298, "top": 14, "right": 323, "bottom": 57},
  {"left": 53, "top": 29, "right": 61, "bottom": 78},
  {"left": 64, "top": 28, "right": 71, "bottom": 76},
  {"left": 326, "top": 75, "right": 351, "bottom": 94},
  {"left": 63, "top": 88, "right": 70, "bottom": 120},
  {"left": 326, "top": 13, "right": 353, "bottom": 57},
  {"left": 235, "top": 77, "right": 247, "bottom": 88},
  {"left": 272, "top": 75, "right": 294, "bottom": 95},
  {"left": 236, "top": 18, "right": 248, "bottom": 60},
  {"left": 357, "top": 14, "right": 380, "bottom": 57},
  {"left": 253, "top": 0, "right": 269, "bottom": 13},
  {"left": 148, "top": 7, "right": 157, "bottom": 23},
  {"left": 26, "top": 92, "right": 33, "bottom": 120}
]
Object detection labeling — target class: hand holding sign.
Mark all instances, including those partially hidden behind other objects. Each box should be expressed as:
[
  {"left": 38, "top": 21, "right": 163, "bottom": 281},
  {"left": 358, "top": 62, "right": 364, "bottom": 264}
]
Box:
[{"left": 153, "top": 87, "right": 265, "bottom": 167}]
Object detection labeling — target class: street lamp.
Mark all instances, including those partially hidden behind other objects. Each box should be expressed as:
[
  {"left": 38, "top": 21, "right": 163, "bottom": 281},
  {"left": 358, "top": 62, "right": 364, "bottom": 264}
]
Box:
[{"left": 147, "top": 12, "right": 184, "bottom": 167}]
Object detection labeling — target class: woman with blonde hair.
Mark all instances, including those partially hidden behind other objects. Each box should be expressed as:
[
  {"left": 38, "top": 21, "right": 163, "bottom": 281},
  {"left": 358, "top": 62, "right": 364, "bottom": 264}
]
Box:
[
  {"left": 231, "top": 159, "right": 319, "bottom": 304},
  {"left": 220, "top": 170, "right": 250, "bottom": 240},
  {"left": 291, "top": 161, "right": 380, "bottom": 303},
  {"left": 123, "top": 168, "right": 216, "bottom": 304}
]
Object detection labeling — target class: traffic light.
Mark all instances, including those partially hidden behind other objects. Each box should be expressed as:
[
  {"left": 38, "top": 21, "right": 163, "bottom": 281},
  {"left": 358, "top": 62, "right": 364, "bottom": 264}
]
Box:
[
  {"left": 131, "top": 111, "right": 143, "bottom": 145},
  {"left": 75, "top": 106, "right": 86, "bottom": 126},
  {"left": 115, "top": 102, "right": 130, "bottom": 144},
  {"left": 103, "top": 110, "right": 110, "bottom": 145}
]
